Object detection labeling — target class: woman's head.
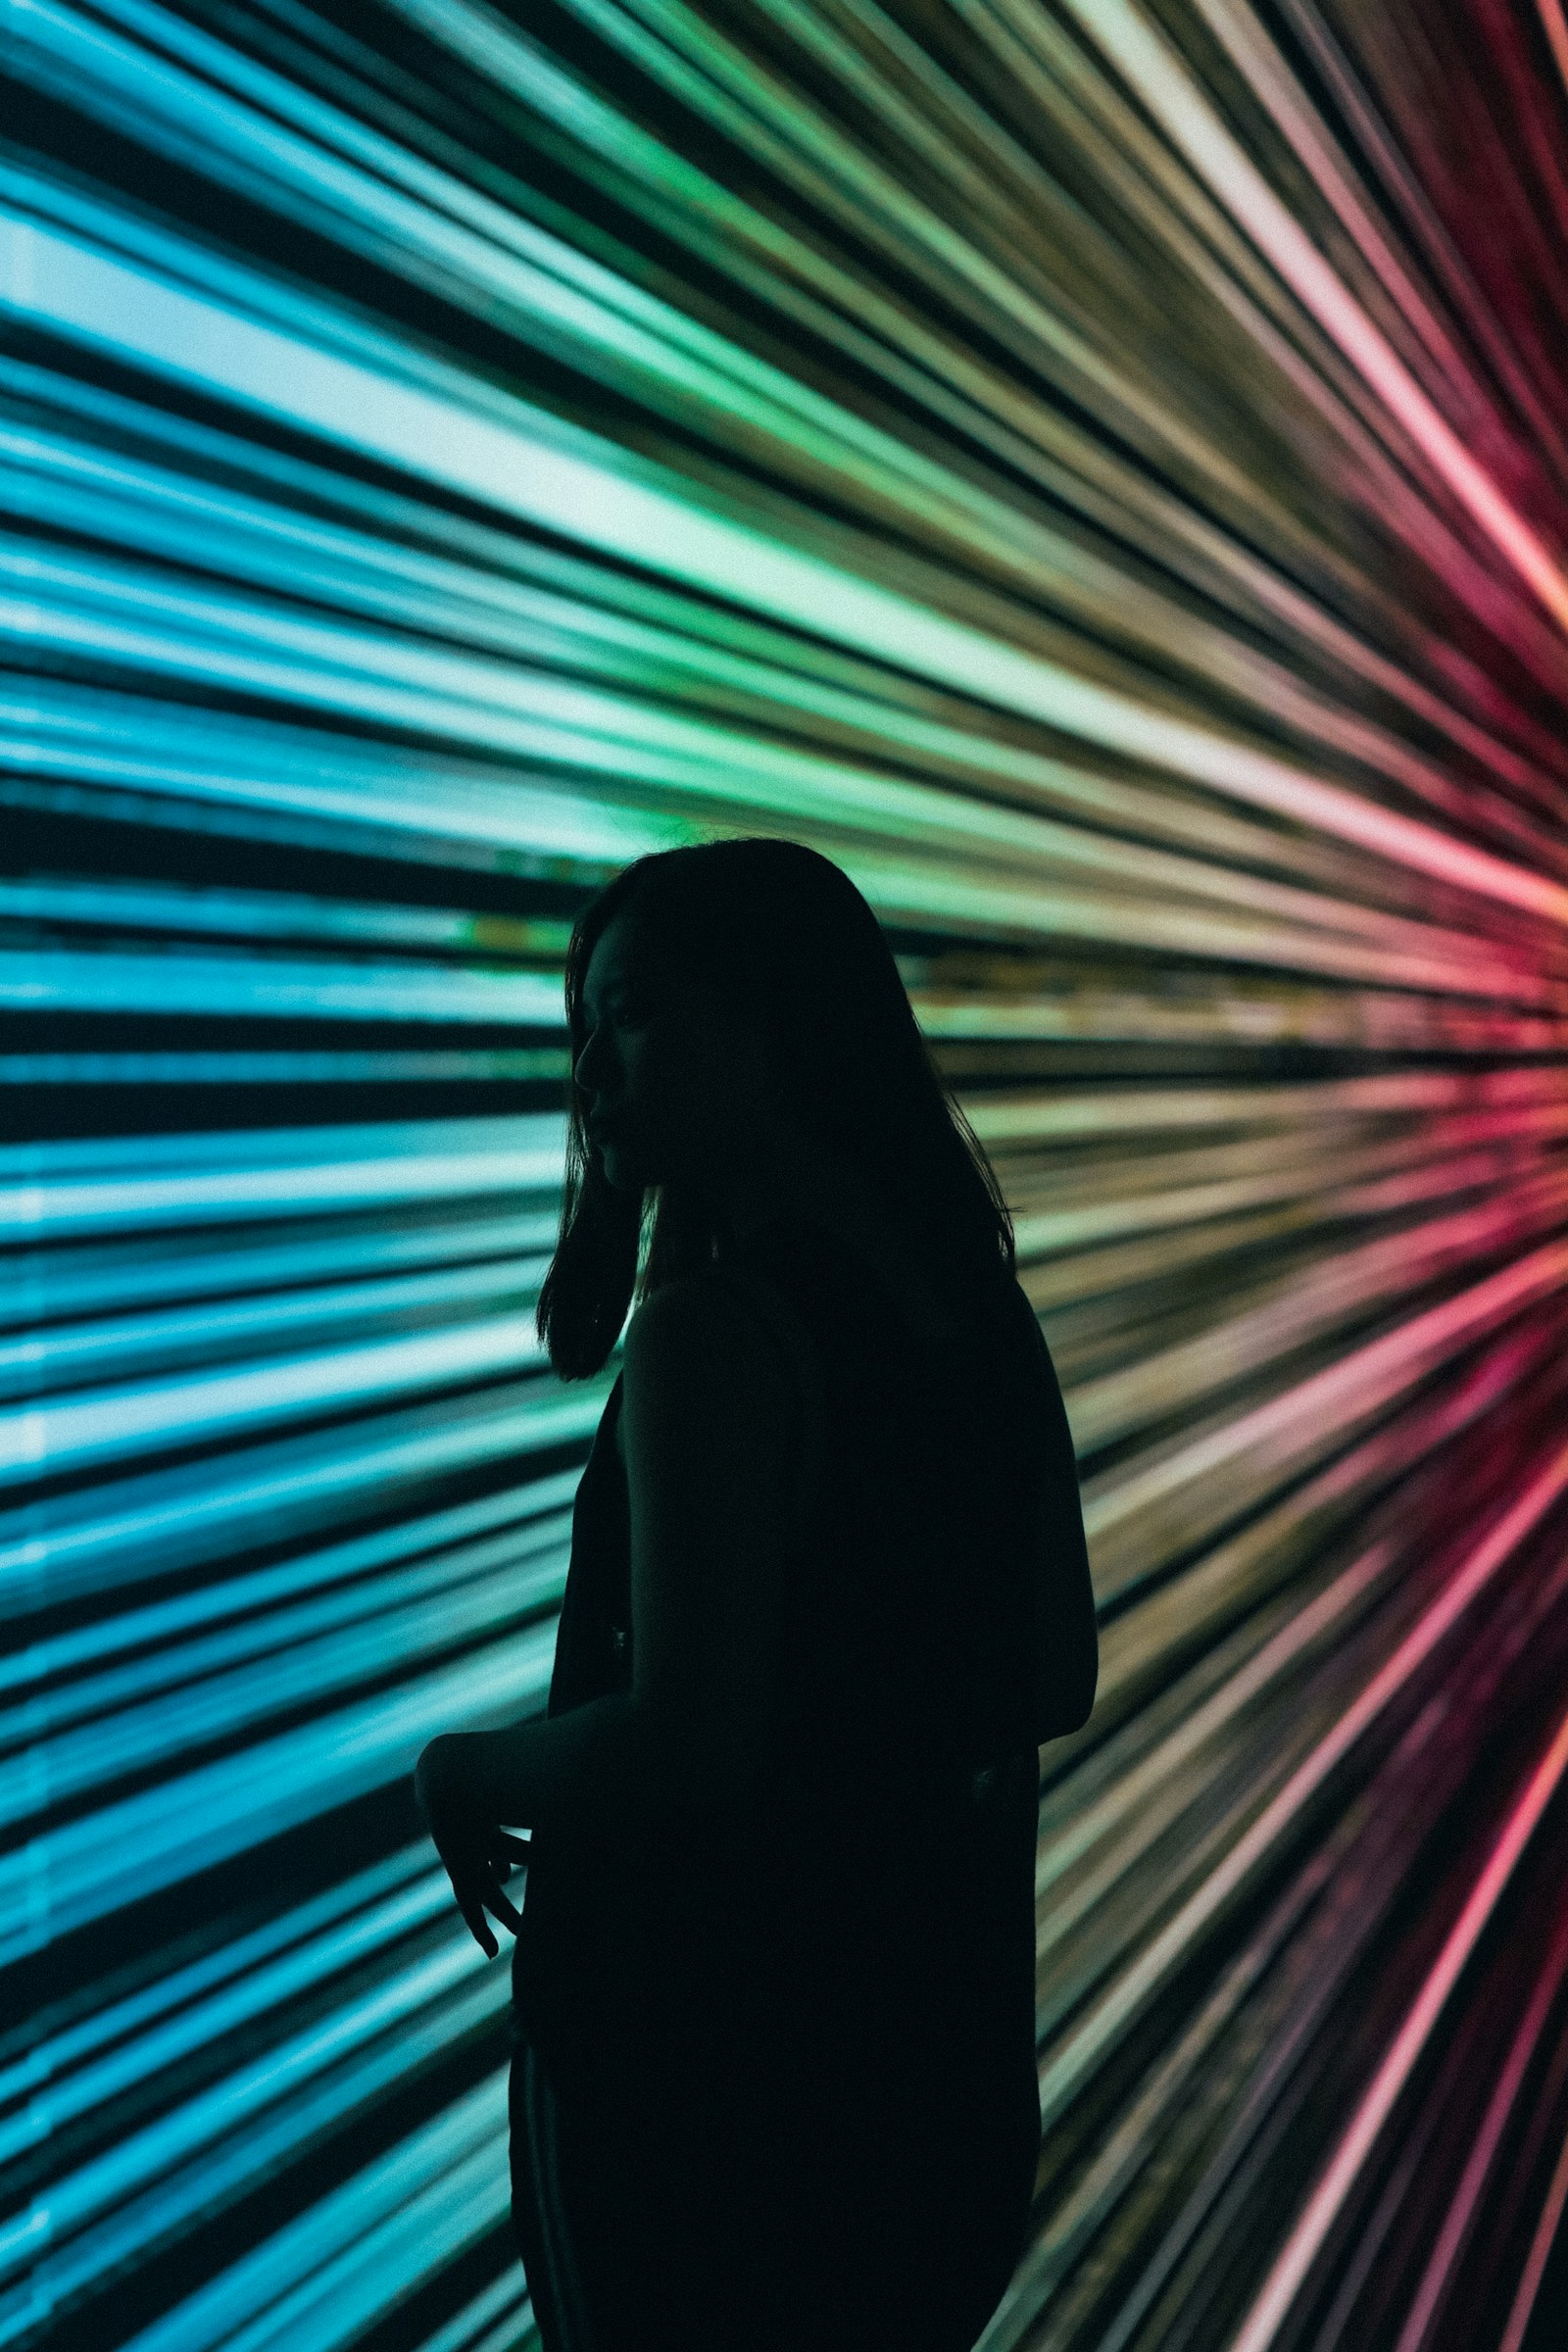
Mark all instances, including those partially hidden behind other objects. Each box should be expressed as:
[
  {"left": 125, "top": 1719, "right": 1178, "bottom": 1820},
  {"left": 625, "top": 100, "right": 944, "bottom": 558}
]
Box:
[{"left": 535, "top": 837, "right": 1015, "bottom": 1377}]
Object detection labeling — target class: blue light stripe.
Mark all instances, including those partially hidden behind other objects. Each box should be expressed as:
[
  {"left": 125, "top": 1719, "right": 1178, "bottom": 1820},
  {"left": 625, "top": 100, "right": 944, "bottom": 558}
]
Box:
[
  {"left": 0, "top": 946, "right": 563, "bottom": 1022},
  {"left": 13, "top": 1997, "right": 512, "bottom": 2344},
  {"left": 6, "top": 1859, "right": 452, "bottom": 2171},
  {"left": 1, "top": 675, "right": 686, "bottom": 871},
  {"left": 0, "top": 1311, "right": 551, "bottom": 1487},
  {"left": 0, "top": 1052, "right": 571, "bottom": 1084},
  {"left": 9, "top": 1527, "right": 568, "bottom": 1775},
  {"left": 191, "top": 2143, "right": 515, "bottom": 2352},
  {"left": 6, "top": 1625, "right": 555, "bottom": 1960},
  {"left": 0, "top": 1112, "right": 557, "bottom": 1179},
  {"left": 10, "top": 1497, "right": 572, "bottom": 1694},
  {"left": 0, "top": 1378, "right": 610, "bottom": 1615},
  {"left": 104, "top": 2076, "right": 511, "bottom": 2352},
  {"left": 0, "top": 871, "right": 570, "bottom": 956},
  {"left": 4, "top": 1143, "right": 564, "bottom": 1239},
  {"left": 9, "top": 1843, "right": 433, "bottom": 2108},
  {"left": 17, "top": 1932, "right": 496, "bottom": 2264},
  {"left": 414, "top": 2273, "right": 532, "bottom": 2352},
  {"left": 0, "top": 1257, "right": 551, "bottom": 1399},
  {"left": 3, "top": 1216, "right": 558, "bottom": 1329}
]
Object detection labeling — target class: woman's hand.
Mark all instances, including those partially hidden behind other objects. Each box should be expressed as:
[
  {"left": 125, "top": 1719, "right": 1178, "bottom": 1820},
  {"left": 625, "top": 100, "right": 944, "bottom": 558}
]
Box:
[{"left": 414, "top": 1735, "right": 532, "bottom": 1959}]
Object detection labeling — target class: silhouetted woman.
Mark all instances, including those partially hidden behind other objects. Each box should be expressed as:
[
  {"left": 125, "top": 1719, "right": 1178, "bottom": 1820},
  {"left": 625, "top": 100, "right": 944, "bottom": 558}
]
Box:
[{"left": 415, "top": 838, "right": 1097, "bottom": 2352}]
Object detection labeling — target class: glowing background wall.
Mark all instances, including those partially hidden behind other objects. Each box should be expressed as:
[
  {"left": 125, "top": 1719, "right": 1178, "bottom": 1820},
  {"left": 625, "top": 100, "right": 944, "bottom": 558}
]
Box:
[{"left": 7, "top": 0, "right": 1568, "bottom": 2346}]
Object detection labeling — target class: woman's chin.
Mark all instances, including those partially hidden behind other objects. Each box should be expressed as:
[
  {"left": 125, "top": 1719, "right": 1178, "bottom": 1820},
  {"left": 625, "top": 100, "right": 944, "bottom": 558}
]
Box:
[{"left": 597, "top": 1137, "right": 647, "bottom": 1191}]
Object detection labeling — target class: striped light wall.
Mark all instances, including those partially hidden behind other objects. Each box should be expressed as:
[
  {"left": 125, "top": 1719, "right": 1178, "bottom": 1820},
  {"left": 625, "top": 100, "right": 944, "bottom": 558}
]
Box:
[{"left": 6, "top": 3, "right": 1568, "bottom": 2349}]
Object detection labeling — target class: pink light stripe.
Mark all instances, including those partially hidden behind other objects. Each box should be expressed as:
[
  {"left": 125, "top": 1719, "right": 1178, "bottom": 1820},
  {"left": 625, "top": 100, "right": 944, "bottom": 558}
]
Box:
[
  {"left": 1497, "top": 2111, "right": 1568, "bottom": 2352},
  {"left": 1392, "top": 1908, "right": 1568, "bottom": 2352},
  {"left": 1045, "top": 1440, "right": 1568, "bottom": 2131},
  {"left": 1063, "top": 0, "right": 1568, "bottom": 640},
  {"left": 1083, "top": 1241, "right": 1568, "bottom": 1541},
  {"left": 1540, "top": 0, "right": 1568, "bottom": 97},
  {"left": 1226, "top": 1693, "right": 1568, "bottom": 2352}
]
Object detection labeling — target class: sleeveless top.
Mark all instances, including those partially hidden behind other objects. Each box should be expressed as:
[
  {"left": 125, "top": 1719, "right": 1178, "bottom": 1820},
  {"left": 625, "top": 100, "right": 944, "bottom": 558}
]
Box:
[{"left": 510, "top": 1210, "right": 1092, "bottom": 2111}]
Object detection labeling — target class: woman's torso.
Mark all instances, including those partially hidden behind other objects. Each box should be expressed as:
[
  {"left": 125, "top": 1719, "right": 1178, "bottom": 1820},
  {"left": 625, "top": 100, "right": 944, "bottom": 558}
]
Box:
[{"left": 513, "top": 1209, "right": 1069, "bottom": 2040}]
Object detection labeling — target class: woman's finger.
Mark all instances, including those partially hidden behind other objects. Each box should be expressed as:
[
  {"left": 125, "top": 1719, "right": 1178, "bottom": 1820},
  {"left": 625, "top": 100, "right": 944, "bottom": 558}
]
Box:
[
  {"left": 449, "top": 1863, "right": 523, "bottom": 1944},
  {"left": 484, "top": 1882, "right": 524, "bottom": 1936},
  {"left": 457, "top": 1891, "right": 498, "bottom": 1959}
]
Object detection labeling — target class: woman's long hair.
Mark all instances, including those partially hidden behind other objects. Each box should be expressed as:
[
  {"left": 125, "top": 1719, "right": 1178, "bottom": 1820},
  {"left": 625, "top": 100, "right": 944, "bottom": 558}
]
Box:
[{"left": 535, "top": 837, "right": 1016, "bottom": 1378}]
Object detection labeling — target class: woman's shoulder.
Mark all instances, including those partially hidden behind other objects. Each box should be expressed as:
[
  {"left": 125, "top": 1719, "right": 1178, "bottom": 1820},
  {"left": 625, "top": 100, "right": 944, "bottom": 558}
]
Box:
[{"left": 728, "top": 1204, "right": 1009, "bottom": 1348}]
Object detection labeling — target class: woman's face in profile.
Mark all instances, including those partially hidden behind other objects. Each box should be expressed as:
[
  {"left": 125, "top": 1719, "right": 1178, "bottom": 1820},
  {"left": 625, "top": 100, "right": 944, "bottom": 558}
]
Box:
[{"left": 574, "top": 913, "right": 774, "bottom": 1195}]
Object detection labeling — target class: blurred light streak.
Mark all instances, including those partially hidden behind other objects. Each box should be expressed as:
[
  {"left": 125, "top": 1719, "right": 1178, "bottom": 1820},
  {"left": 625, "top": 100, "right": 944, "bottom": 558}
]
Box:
[
  {"left": 1226, "top": 1692, "right": 1568, "bottom": 2352},
  {"left": 11, "top": 1933, "right": 495, "bottom": 2274},
  {"left": 8, "top": 1620, "right": 555, "bottom": 1959},
  {"left": 7, "top": 1, "right": 1568, "bottom": 2344},
  {"left": 0, "top": 1217, "right": 557, "bottom": 1333},
  {"left": 6, "top": 1495, "right": 572, "bottom": 1692},
  {"left": 1043, "top": 1437, "right": 1568, "bottom": 2135},
  {"left": 22, "top": 2071, "right": 514, "bottom": 2352},
  {"left": 12, "top": 209, "right": 1568, "bottom": 923},
  {"left": 0, "top": 872, "right": 570, "bottom": 955},
  {"left": 5, "top": 1117, "right": 565, "bottom": 1240},
  {"left": 1391, "top": 1906, "right": 1568, "bottom": 2352},
  {"left": 1060, "top": 0, "right": 1568, "bottom": 636},
  {"left": 0, "top": 1053, "right": 571, "bottom": 1085},
  {"left": 0, "top": 1272, "right": 534, "bottom": 1406},
  {"left": 1542, "top": 0, "right": 1568, "bottom": 96},
  {"left": 0, "top": 1313, "right": 550, "bottom": 1487},
  {"left": 0, "top": 1390, "right": 605, "bottom": 1614},
  {"left": 9, "top": 1538, "right": 566, "bottom": 1815},
  {"left": 9, "top": 1847, "right": 439, "bottom": 2135},
  {"left": 1498, "top": 2120, "right": 1568, "bottom": 2352},
  {"left": 1082, "top": 1241, "right": 1568, "bottom": 1599},
  {"left": 103, "top": 2078, "right": 515, "bottom": 2352}
]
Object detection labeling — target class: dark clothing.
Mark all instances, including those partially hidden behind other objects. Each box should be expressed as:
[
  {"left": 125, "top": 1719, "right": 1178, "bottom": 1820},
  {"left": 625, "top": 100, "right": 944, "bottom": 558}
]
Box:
[{"left": 509, "top": 1215, "right": 1093, "bottom": 2350}]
